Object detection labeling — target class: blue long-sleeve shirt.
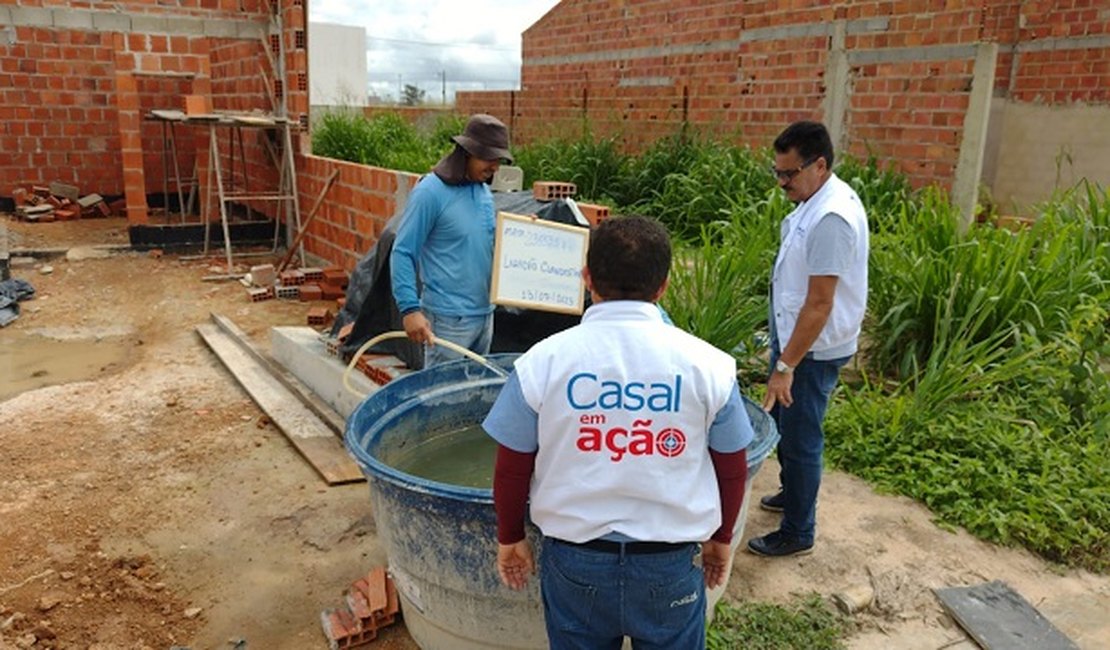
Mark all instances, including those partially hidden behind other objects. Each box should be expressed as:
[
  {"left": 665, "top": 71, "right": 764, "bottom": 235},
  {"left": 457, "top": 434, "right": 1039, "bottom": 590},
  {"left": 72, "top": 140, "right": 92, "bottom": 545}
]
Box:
[{"left": 390, "top": 174, "right": 496, "bottom": 317}]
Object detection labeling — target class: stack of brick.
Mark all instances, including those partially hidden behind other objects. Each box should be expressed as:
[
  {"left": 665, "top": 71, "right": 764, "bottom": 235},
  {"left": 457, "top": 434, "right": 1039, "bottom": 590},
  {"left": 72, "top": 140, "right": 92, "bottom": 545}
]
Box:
[
  {"left": 320, "top": 567, "right": 401, "bottom": 649},
  {"left": 321, "top": 266, "right": 348, "bottom": 301},
  {"left": 11, "top": 183, "right": 113, "bottom": 222}
]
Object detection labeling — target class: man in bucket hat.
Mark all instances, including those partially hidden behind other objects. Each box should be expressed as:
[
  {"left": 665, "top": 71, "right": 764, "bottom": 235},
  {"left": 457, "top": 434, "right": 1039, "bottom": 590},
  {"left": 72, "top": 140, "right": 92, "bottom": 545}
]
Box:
[{"left": 390, "top": 114, "right": 513, "bottom": 367}]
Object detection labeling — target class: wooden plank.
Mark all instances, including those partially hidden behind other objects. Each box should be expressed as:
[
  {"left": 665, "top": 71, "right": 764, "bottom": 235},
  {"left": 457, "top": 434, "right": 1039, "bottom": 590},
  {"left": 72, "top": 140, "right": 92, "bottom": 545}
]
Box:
[
  {"left": 935, "top": 581, "right": 1079, "bottom": 650},
  {"left": 197, "top": 323, "right": 364, "bottom": 485},
  {"left": 209, "top": 313, "right": 348, "bottom": 435}
]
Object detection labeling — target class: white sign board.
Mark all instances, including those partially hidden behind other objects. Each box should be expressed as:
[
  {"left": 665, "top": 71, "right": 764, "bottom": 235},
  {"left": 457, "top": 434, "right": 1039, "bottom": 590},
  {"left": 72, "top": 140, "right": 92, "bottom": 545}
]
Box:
[{"left": 491, "top": 211, "right": 589, "bottom": 315}]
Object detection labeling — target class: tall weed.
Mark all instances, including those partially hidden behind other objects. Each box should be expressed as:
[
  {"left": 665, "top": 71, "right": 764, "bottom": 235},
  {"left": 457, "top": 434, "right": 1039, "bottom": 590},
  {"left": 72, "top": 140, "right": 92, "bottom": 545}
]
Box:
[
  {"left": 513, "top": 128, "right": 629, "bottom": 202},
  {"left": 311, "top": 110, "right": 457, "bottom": 173}
]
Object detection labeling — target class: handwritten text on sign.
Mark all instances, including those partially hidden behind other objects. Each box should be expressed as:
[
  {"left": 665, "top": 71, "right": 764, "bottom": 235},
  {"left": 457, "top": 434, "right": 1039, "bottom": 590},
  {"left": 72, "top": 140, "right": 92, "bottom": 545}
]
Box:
[{"left": 491, "top": 211, "right": 589, "bottom": 315}]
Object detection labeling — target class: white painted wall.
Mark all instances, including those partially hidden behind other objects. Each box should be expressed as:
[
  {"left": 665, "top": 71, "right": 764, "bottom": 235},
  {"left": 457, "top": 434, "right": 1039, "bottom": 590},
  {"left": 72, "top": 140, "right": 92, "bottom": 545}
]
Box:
[
  {"left": 308, "top": 22, "right": 368, "bottom": 106},
  {"left": 983, "top": 100, "right": 1110, "bottom": 215}
]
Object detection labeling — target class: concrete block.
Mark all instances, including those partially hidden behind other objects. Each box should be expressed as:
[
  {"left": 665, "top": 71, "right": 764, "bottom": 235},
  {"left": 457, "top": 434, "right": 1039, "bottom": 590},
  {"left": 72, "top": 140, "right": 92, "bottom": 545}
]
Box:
[
  {"left": 249, "top": 263, "right": 276, "bottom": 287},
  {"left": 9, "top": 7, "right": 52, "bottom": 27},
  {"left": 130, "top": 15, "right": 167, "bottom": 34},
  {"left": 162, "top": 16, "right": 205, "bottom": 36},
  {"left": 271, "top": 326, "right": 380, "bottom": 419},
  {"left": 275, "top": 285, "right": 299, "bottom": 300},
  {"left": 77, "top": 193, "right": 104, "bottom": 208},
  {"left": 52, "top": 9, "right": 94, "bottom": 30},
  {"left": 49, "top": 182, "right": 79, "bottom": 201},
  {"left": 236, "top": 21, "right": 266, "bottom": 40},
  {"left": 92, "top": 12, "right": 131, "bottom": 33},
  {"left": 202, "top": 19, "right": 237, "bottom": 38}
]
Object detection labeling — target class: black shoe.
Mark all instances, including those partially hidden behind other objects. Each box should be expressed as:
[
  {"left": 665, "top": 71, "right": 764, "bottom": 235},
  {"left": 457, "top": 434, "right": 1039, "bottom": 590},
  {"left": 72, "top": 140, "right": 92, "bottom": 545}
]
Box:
[
  {"left": 759, "top": 490, "right": 785, "bottom": 512},
  {"left": 747, "top": 530, "right": 814, "bottom": 557}
]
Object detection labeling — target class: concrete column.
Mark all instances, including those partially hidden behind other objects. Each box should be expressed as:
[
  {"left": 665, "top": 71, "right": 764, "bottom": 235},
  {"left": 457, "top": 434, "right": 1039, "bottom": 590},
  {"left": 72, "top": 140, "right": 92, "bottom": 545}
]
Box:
[
  {"left": 953, "top": 42, "right": 999, "bottom": 231},
  {"left": 823, "top": 21, "right": 851, "bottom": 156}
]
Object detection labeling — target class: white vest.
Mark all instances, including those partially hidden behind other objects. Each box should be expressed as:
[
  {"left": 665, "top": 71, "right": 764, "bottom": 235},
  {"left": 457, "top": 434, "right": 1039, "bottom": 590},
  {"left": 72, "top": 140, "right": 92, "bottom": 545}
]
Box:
[
  {"left": 513, "top": 301, "right": 736, "bottom": 543},
  {"left": 772, "top": 173, "right": 869, "bottom": 357}
]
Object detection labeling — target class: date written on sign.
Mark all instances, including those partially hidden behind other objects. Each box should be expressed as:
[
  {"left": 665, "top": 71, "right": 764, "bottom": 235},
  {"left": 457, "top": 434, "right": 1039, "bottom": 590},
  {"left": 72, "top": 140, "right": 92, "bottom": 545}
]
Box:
[{"left": 491, "top": 211, "right": 589, "bottom": 315}]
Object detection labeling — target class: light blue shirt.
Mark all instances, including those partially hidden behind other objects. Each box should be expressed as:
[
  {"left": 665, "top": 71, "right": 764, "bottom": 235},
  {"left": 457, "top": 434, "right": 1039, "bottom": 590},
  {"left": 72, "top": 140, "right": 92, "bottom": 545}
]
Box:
[{"left": 390, "top": 174, "right": 496, "bottom": 317}]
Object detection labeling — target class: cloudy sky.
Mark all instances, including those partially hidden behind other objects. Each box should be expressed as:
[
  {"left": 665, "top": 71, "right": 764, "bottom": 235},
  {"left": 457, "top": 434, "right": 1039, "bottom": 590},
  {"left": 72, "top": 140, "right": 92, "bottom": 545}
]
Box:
[{"left": 309, "top": 0, "right": 561, "bottom": 103}]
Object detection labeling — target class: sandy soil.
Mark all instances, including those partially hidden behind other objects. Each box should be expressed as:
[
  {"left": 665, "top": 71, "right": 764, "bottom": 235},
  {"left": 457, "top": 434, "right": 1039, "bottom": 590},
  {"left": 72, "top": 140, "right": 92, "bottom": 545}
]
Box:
[{"left": 2, "top": 215, "right": 1107, "bottom": 649}]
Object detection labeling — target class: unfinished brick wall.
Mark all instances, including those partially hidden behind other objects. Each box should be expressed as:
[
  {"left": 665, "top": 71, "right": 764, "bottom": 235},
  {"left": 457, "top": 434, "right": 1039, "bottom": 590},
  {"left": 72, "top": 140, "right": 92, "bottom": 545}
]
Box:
[
  {"left": 0, "top": 26, "right": 121, "bottom": 197},
  {"left": 1, "top": 0, "right": 309, "bottom": 224},
  {"left": 457, "top": 0, "right": 1110, "bottom": 191},
  {"left": 1005, "top": 1, "right": 1110, "bottom": 104},
  {"left": 295, "top": 154, "right": 420, "bottom": 271}
]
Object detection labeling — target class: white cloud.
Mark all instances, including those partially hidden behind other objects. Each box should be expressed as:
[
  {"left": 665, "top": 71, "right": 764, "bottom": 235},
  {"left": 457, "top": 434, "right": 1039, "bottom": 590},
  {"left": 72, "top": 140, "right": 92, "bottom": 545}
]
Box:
[{"left": 309, "top": 0, "right": 559, "bottom": 103}]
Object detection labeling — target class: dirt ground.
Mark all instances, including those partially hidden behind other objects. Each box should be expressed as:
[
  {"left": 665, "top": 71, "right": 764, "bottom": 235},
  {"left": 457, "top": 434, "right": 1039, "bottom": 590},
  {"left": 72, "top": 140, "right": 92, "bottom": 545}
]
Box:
[{"left": 2, "top": 216, "right": 1108, "bottom": 650}]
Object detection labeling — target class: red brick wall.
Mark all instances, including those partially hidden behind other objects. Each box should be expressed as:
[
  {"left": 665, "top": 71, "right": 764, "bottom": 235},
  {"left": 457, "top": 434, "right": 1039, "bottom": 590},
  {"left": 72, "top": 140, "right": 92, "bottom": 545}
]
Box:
[
  {"left": 0, "top": 27, "right": 122, "bottom": 195},
  {"left": 295, "top": 153, "right": 420, "bottom": 271},
  {"left": 1007, "top": 0, "right": 1110, "bottom": 104},
  {"left": 0, "top": 0, "right": 308, "bottom": 225},
  {"left": 457, "top": 0, "right": 1110, "bottom": 190}
]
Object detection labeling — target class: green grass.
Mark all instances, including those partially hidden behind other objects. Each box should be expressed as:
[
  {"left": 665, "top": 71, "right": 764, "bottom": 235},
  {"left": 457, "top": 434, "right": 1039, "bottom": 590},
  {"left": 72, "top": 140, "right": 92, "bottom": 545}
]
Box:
[{"left": 707, "top": 594, "right": 850, "bottom": 650}]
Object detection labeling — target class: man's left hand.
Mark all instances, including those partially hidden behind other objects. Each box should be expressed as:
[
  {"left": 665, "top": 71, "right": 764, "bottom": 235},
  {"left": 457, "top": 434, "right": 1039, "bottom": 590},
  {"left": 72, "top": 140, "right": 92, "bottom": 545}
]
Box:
[
  {"left": 763, "top": 370, "right": 794, "bottom": 411},
  {"left": 701, "top": 540, "right": 731, "bottom": 589}
]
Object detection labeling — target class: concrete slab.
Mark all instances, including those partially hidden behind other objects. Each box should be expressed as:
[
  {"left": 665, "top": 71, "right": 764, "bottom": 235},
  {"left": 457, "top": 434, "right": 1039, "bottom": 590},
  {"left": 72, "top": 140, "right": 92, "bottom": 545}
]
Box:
[{"left": 271, "top": 327, "right": 384, "bottom": 420}]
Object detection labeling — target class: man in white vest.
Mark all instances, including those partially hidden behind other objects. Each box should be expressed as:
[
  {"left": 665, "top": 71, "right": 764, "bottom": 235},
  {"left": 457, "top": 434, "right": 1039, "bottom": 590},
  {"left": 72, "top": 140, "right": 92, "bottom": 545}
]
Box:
[
  {"left": 483, "top": 216, "right": 755, "bottom": 649},
  {"left": 747, "top": 121, "right": 869, "bottom": 558}
]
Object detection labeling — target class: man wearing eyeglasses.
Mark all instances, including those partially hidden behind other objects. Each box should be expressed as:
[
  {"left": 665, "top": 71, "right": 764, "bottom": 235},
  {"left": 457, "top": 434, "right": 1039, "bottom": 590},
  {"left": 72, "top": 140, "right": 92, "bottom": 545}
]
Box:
[{"left": 747, "top": 121, "right": 869, "bottom": 557}]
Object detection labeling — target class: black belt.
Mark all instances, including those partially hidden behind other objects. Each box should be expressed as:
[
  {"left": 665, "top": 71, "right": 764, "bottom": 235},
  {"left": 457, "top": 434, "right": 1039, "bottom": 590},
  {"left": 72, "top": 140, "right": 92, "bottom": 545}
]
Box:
[{"left": 554, "top": 538, "right": 693, "bottom": 555}]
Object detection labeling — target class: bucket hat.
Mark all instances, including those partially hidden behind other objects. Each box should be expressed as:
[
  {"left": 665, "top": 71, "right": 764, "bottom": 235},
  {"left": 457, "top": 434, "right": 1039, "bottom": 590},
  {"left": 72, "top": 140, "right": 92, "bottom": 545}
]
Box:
[{"left": 452, "top": 114, "right": 512, "bottom": 164}]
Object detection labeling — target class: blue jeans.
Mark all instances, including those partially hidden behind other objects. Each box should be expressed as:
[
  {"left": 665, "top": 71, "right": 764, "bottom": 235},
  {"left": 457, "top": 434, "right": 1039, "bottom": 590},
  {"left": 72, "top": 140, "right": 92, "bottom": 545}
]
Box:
[
  {"left": 423, "top": 310, "right": 493, "bottom": 368},
  {"left": 540, "top": 538, "right": 706, "bottom": 650},
  {"left": 770, "top": 351, "right": 850, "bottom": 545}
]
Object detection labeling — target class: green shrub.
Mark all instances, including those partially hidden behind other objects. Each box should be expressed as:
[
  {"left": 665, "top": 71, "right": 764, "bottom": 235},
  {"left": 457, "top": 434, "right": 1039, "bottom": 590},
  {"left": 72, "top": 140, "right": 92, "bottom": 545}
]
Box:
[
  {"left": 311, "top": 110, "right": 459, "bottom": 173},
  {"left": 864, "top": 186, "right": 1108, "bottom": 382},
  {"left": 707, "top": 594, "right": 850, "bottom": 650},
  {"left": 826, "top": 351, "right": 1110, "bottom": 571}
]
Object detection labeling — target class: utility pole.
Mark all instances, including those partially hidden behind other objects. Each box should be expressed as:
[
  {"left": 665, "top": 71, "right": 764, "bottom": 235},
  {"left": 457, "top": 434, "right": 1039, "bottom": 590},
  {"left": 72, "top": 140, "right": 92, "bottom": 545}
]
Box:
[
  {"left": 441, "top": 70, "right": 446, "bottom": 106},
  {"left": 397, "top": 74, "right": 402, "bottom": 104}
]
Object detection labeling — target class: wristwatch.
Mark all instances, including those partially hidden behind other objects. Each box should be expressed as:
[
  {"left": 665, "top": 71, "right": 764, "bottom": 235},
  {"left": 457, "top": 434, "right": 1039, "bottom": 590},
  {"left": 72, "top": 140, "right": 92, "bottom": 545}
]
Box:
[{"left": 775, "top": 359, "right": 794, "bottom": 375}]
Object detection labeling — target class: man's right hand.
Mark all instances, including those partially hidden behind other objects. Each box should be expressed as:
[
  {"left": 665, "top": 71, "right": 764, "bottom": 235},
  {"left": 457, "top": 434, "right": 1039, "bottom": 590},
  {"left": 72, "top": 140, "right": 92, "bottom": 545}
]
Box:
[
  {"left": 701, "top": 540, "right": 731, "bottom": 589},
  {"left": 497, "top": 540, "right": 535, "bottom": 590},
  {"left": 402, "top": 311, "right": 435, "bottom": 346}
]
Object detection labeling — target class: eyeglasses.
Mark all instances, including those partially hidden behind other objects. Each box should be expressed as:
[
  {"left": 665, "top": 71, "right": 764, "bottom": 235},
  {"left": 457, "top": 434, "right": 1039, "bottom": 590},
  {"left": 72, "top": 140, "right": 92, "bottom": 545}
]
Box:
[{"left": 771, "top": 156, "right": 820, "bottom": 182}]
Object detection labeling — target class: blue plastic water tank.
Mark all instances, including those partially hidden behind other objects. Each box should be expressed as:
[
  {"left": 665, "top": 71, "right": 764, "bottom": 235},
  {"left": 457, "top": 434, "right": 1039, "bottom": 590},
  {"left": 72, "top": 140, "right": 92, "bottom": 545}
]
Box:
[{"left": 345, "top": 354, "right": 778, "bottom": 649}]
